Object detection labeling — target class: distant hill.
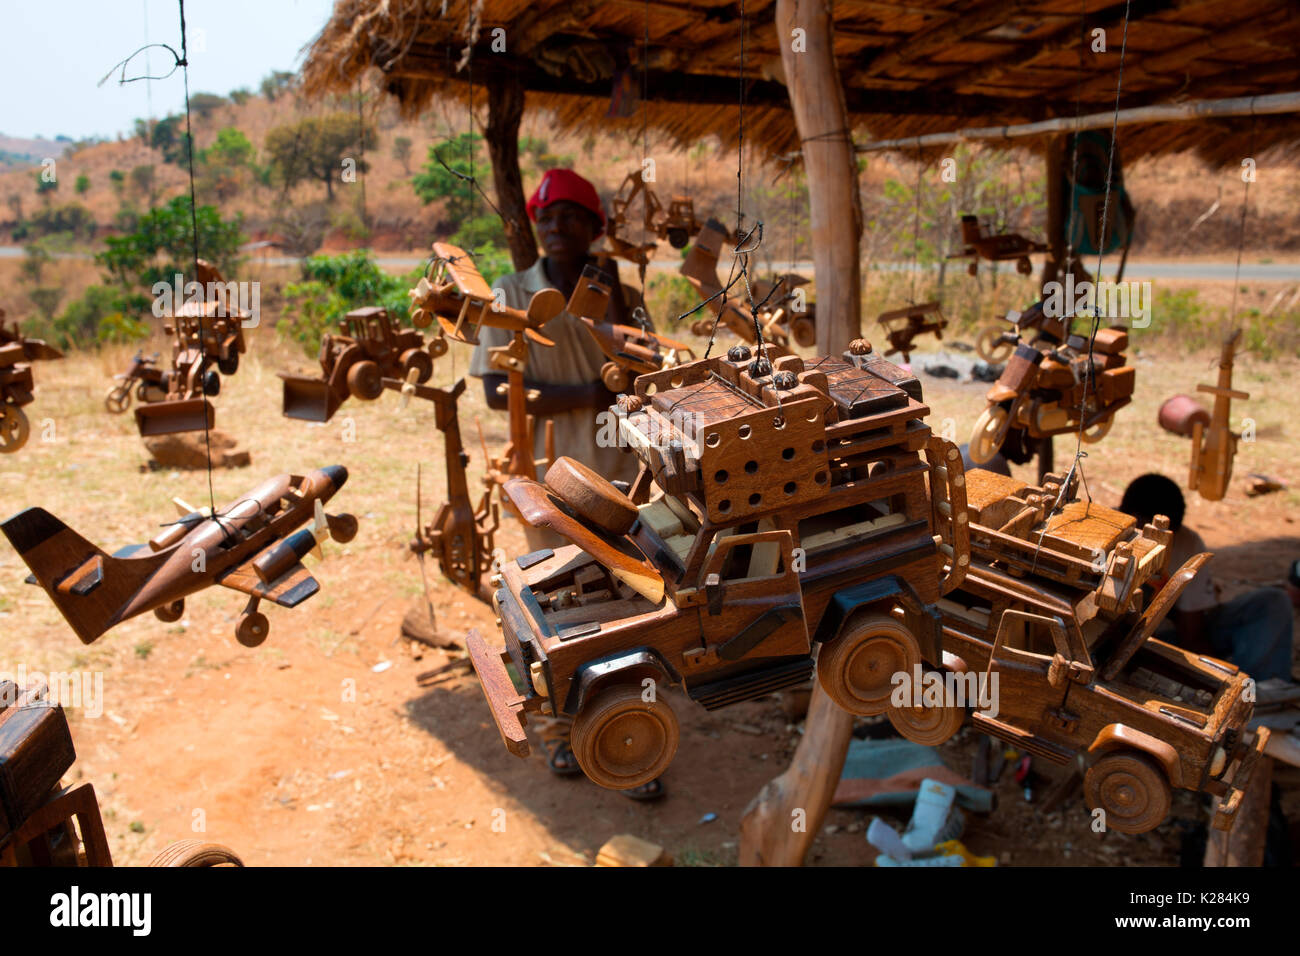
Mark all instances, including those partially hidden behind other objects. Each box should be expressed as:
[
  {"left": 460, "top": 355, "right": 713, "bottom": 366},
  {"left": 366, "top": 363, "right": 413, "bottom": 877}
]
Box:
[{"left": 0, "top": 134, "right": 70, "bottom": 170}]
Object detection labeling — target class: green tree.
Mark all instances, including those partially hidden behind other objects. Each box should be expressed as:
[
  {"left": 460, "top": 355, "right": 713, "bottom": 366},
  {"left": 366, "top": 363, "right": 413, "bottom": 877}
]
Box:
[
  {"left": 278, "top": 250, "right": 419, "bottom": 353},
  {"left": 198, "top": 127, "right": 255, "bottom": 200},
  {"left": 150, "top": 114, "right": 191, "bottom": 166},
  {"left": 34, "top": 172, "right": 57, "bottom": 198},
  {"left": 260, "top": 70, "right": 296, "bottom": 102},
  {"left": 188, "top": 92, "right": 227, "bottom": 120},
  {"left": 228, "top": 87, "right": 252, "bottom": 106},
  {"left": 108, "top": 169, "right": 126, "bottom": 198},
  {"left": 392, "top": 135, "right": 412, "bottom": 174},
  {"left": 96, "top": 194, "right": 245, "bottom": 290},
  {"left": 130, "top": 164, "right": 156, "bottom": 205},
  {"left": 412, "top": 132, "right": 484, "bottom": 223},
  {"left": 264, "top": 114, "right": 374, "bottom": 201},
  {"left": 74, "top": 174, "right": 90, "bottom": 195}
]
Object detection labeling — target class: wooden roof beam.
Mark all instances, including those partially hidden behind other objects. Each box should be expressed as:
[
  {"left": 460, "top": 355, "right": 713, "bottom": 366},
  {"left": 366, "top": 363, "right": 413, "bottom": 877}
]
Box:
[{"left": 854, "top": 0, "right": 1039, "bottom": 78}]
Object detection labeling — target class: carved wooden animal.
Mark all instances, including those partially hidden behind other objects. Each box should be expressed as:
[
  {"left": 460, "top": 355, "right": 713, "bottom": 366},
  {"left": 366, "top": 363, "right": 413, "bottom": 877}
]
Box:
[
  {"left": 468, "top": 339, "right": 969, "bottom": 789},
  {"left": 280, "top": 306, "right": 445, "bottom": 422},
  {"left": 949, "top": 214, "right": 1048, "bottom": 276},
  {"left": 2, "top": 467, "right": 355, "bottom": 647},
  {"left": 1158, "top": 329, "right": 1248, "bottom": 502},
  {"left": 0, "top": 310, "right": 63, "bottom": 453}
]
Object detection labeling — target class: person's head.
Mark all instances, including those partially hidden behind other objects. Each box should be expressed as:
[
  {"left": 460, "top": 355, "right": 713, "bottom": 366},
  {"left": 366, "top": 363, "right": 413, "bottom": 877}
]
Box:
[
  {"left": 527, "top": 169, "right": 605, "bottom": 265},
  {"left": 1119, "top": 472, "right": 1185, "bottom": 531}
]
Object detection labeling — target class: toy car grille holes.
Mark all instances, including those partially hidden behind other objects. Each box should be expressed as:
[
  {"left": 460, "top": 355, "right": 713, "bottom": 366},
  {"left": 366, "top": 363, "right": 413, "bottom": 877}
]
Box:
[
  {"left": 670, "top": 374, "right": 684, "bottom": 388},
  {"left": 749, "top": 493, "right": 762, "bottom": 506},
  {"left": 715, "top": 470, "right": 728, "bottom": 484},
  {"left": 807, "top": 408, "right": 819, "bottom": 422},
  {"left": 719, "top": 499, "right": 732, "bottom": 513},
  {"left": 738, "top": 425, "right": 752, "bottom": 439},
  {"left": 815, "top": 471, "right": 829, "bottom": 484},
  {"left": 812, "top": 440, "right": 825, "bottom": 453},
  {"left": 706, "top": 432, "right": 720, "bottom": 447},
  {"left": 745, "top": 460, "right": 758, "bottom": 474},
  {"left": 785, "top": 482, "right": 797, "bottom": 495},
  {"left": 782, "top": 447, "right": 795, "bottom": 460},
  {"left": 645, "top": 382, "right": 658, "bottom": 395}
]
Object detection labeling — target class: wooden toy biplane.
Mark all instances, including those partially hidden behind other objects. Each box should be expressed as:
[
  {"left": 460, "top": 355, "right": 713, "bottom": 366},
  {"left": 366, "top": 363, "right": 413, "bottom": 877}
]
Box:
[
  {"left": 0, "top": 679, "right": 243, "bottom": 867},
  {"left": 969, "top": 317, "right": 1133, "bottom": 464},
  {"left": 876, "top": 302, "right": 947, "bottom": 362},
  {"left": 1, "top": 466, "right": 356, "bottom": 647},
  {"left": 279, "top": 306, "right": 447, "bottom": 422},
  {"left": 680, "top": 218, "right": 812, "bottom": 352},
  {"left": 1158, "top": 329, "right": 1249, "bottom": 502},
  {"left": 948, "top": 214, "right": 1048, "bottom": 277},
  {"left": 567, "top": 264, "right": 694, "bottom": 392},
  {"left": 0, "top": 309, "right": 63, "bottom": 453},
  {"left": 104, "top": 351, "right": 167, "bottom": 414},
  {"left": 134, "top": 262, "right": 249, "bottom": 437}
]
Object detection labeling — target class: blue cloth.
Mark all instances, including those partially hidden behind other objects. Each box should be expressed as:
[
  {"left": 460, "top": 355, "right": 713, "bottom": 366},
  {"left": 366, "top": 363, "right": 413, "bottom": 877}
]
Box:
[{"left": 1205, "top": 587, "right": 1295, "bottom": 682}]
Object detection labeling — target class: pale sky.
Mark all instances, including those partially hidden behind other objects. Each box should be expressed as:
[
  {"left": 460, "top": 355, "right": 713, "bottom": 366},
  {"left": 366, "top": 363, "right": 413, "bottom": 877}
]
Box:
[{"left": 1, "top": 0, "right": 338, "bottom": 141}]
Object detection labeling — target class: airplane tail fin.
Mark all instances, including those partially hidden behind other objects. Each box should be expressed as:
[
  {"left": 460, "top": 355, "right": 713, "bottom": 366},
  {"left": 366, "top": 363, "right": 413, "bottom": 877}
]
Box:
[{"left": 1, "top": 507, "right": 160, "bottom": 644}]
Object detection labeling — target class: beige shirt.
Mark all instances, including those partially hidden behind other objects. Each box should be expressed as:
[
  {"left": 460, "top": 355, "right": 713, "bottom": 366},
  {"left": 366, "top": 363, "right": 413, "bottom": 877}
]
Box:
[{"left": 468, "top": 257, "right": 644, "bottom": 485}]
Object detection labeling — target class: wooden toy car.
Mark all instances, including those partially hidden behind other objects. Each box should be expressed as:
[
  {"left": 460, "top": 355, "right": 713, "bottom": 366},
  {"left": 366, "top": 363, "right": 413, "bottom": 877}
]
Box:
[
  {"left": 604, "top": 173, "right": 702, "bottom": 266},
  {"left": 881, "top": 469, "right": 1266, "bottom": 834},
  {"left": 948, "top": 214, "right": 1048, "bottom": 276},
  {"left": 0, "top": 310, "right": 63, "bottom": 453},
  {"left": 0, "top": 679, "right": 242, "bottom": 867},
  {"left": 969, "top": 320, "right": 1133, "bottom": 464},
  {"left": 466, "top": 338, "right": 970, "bottom": 790},
  {"left": 876, "top": 302, "right": 947, "bottom": 362},
  {"left": 104, "top": 351, "right": 168, "bottom": 414},
  {"left": 1158, "top": 329, "right": 1248, "bottom": 502},
  {"left": 280, "top": 306, "right": 442, "bottom": 422}
]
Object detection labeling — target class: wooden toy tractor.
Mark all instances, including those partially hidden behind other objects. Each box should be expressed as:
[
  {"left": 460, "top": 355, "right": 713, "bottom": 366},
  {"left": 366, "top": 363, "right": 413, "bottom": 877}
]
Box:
[{"left": 0, "top": 310, "right": 63, "bottom": 453}]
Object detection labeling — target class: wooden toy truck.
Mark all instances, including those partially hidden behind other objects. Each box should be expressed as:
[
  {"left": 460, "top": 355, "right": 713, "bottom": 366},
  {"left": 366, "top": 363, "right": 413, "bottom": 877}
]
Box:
[{"left": 468, "top": 339, "right": 969, "bottom": 790}]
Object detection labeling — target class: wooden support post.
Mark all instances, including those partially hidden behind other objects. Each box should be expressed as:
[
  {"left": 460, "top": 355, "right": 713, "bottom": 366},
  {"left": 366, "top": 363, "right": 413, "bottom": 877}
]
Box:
[
  {"left": 739, "top": 681, "right": 853, "bottom": 866},
  {"left": 776, "top": 0, "right": 862, "bottom": 355},
  {"left": 485, "top": 70, "right": 539, "bottom": 272}
]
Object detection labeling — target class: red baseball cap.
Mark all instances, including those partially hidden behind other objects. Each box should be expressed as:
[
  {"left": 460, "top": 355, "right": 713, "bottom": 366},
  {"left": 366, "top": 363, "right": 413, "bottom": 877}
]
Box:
[{"left": 526, "top": 169, "right": 606, "bottom": 237}]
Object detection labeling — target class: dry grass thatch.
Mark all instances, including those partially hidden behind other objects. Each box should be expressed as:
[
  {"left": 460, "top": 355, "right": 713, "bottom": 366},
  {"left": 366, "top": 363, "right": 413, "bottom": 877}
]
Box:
[{"left": 301, "top": 0, "right": 1300, "bottom": 166}]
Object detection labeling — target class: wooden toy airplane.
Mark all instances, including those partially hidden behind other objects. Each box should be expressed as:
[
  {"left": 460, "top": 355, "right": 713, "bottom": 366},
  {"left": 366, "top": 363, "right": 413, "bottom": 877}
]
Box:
[
  {"left": 876, "top": 302, "right": 947, "bottom": 362},
  {"left": 0, "top": 309, "right": 63, "bottom": 454},
  {"left": 948, "top": 214, "right": 1048, "bottom": 276},
  {"left": 567, "top": 265, "right": 694, "bottom": 392},
  {"left": 1158, "top": 329, "right": 1248, "bottom": 501},
  {"left": 1, "top": 466, "right": 357, "bottom": 647}
]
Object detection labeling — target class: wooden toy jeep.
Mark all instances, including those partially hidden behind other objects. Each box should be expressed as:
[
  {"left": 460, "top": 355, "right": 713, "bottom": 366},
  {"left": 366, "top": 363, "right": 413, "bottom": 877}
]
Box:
[
  {"left": 467, "top": 338, "right": 970, "bottom": 790},
  {"left": 280, "top": 306, "right": 441, "bottom": 422},
  {"left": 880, "top": 469, "right": 1266, "bottom": 834}
]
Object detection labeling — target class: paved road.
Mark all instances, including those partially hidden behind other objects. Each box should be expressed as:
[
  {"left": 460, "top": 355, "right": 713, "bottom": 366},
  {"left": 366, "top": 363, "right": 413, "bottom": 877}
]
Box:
[{"left": 3, "top": 245, "right": 1297, "bottom": 281}]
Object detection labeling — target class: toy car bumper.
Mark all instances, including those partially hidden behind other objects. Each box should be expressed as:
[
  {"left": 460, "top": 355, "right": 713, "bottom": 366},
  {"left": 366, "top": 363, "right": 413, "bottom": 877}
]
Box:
[
  {"left": 465, "top": 629, "right": 531, "bottom": 758},
  {"left": 1212, "top": 726, "right": 1270, "bottom": 832}
]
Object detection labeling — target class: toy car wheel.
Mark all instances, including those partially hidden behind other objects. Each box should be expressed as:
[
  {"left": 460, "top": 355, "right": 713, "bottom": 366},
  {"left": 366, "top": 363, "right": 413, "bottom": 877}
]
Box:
[
  {"left": 149, "top": 840, "right": 244, "bottom": 867},
  {"left": 1081, "top": 415, "right": 1113, "bottom": 444},
  {"left": 791, "top": 317, "right": 816, "bottom": 348},
  {"left": 154, "top": 599, "right": 184, "bottom": 623},
  {"left": 236, "top": 611, "right": 269, "bottom": 648},
  {"left": 346, "top": 360, "right": 383, "bottom": 401},
  {"left": 1085, "top": 751, "right": 1171, "bottom": 834},
  {"left": 887, "top": 695, "right": 965, "bottom": 746},
  {"left": 968, "top": 405, "right": 1008, "bottom": 464},
  {"left": 600, "top": 362, "right": 629, "bottom": 394},
  {"left": 218, "top": 352, "right": 239, "bottom": 376},
  {"left": 426, "top": 334, "right": 448, "bottom": 359},
  {"left": 0, "top": 406, "right": 29, "bottom": 454},
  {"left": 571, "top": 684, "right": 679, "bottom": 790},
  {"left": 817, "top": 612, "right": 921, "bottom": 716},
  {"left": 400, "top": 348, "right": 433, "bottom": 384},
  {"left": 105, "top": 385, "right": 132, "bottom": 414},
  {"left": 203, "top": 370, "right": 221, "bottom": 396},
  {"left": 975, "top": 325, "right": 1014, "bottom": 364},
  {"left": 666, "top": 227, "right": 689, "bottom": 249}
]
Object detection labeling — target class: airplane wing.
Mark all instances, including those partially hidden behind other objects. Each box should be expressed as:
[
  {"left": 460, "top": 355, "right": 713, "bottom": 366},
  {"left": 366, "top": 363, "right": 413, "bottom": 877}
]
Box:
[
  {"left": 216, "top": 559, "right": 320, "bottom": 608},
  {"left": 433, "top": 242, "right": 493, "bottom": 299}
]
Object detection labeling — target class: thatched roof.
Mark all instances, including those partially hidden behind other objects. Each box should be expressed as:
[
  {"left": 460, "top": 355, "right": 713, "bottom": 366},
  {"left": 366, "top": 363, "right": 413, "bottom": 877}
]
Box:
[{"left": 301, "top": 0, "right": 1300, "bottom": 164}]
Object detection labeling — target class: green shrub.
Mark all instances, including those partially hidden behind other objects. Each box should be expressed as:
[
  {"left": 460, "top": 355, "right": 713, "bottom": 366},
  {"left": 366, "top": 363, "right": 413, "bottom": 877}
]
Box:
[{"left": 277, "top": 250, "right": 420, "bottom": 354}]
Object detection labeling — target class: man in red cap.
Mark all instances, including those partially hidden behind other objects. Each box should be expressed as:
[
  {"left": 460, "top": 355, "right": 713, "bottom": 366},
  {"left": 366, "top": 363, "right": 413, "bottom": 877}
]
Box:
[{"left": 469, "top": 170, "right": 664, "bottom": 800}]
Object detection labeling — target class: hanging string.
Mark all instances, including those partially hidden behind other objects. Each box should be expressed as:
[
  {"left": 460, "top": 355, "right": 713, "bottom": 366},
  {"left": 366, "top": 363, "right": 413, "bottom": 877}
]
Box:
[
  {"left": 639, "top": 0, "right": 650, "bottom": 305},
  {"left": 909, "top": 146, "right": 922, "bottom": 304},
  {"left": 1227, "top": 106, "right": 1257, "bottom": 332}
]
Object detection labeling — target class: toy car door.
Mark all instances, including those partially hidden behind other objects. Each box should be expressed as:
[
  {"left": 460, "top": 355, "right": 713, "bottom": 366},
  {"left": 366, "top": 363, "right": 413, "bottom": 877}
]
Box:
[
  {"left": 976, "top": 609, "right": 1087, "bottom": 740},
  {"left": 697, "top": 529, "right": 808, "bottom": 662}
]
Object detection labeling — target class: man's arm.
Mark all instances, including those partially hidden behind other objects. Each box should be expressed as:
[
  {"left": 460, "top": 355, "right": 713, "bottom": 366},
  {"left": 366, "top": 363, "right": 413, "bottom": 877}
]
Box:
[
  {"left": 1172, "top": 608, "right": 1214, "bottom": 655},
  {"left": 481, "top": 373, "right": 616, "bottom": 415}
]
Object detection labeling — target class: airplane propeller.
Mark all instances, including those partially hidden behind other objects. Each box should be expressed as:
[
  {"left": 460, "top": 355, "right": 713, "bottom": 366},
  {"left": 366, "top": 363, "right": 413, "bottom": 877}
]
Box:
[{"left": 172, "top": 496, "right": 213, "bottom": 518}]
